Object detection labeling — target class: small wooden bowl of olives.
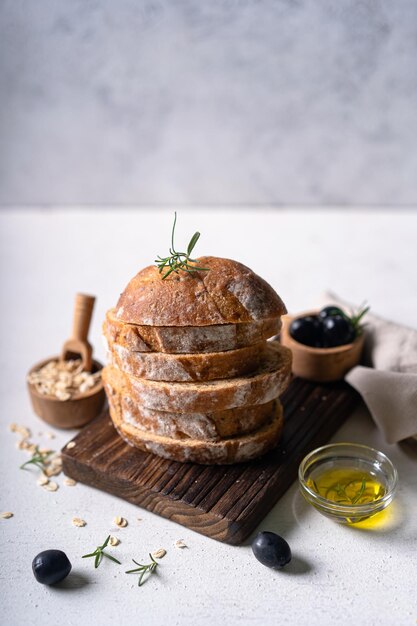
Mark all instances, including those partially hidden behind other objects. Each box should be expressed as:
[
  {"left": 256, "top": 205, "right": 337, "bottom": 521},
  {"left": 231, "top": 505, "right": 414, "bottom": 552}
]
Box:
[{"left": 280, "top": 305, "right": 368, "bottom": 383}]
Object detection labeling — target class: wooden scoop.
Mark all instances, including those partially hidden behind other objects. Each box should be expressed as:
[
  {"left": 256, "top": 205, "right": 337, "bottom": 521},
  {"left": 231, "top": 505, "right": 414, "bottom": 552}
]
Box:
[
  {"left": 61, "top": 293, "right": 96, "bottom": 372},
  {"left": 27, "top": 292, "right": 105, "bottom": 429}
]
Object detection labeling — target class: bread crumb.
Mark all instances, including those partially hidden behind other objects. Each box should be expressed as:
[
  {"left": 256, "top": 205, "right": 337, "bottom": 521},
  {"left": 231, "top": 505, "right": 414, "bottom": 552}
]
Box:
[
  {"left": 109, "top": 535, "right": 120, "bottom": 546},
  {"left": 63, "top": 477, "right": 77, "bottom": 487},
  {"left": 114, "top": 516, "right": 128, "bottom": 528},
  {"left": 46, "top": 431, "right": 56, "bottom": 439},
  {"left": 72, "top": 517, "right": 86, "bottom": 527},
  {"left": 152, "top": 548, "right": 166, "bottom": 559},
  {"left": 1, "top": 512, "right": 13, "bottom": 519},
  {"left": 174, "top": 539, "right": 187, "bottom": 549}
]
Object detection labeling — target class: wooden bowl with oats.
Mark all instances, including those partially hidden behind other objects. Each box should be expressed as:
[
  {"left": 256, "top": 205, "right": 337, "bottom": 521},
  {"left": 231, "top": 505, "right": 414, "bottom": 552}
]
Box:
[{"left": 27, "top": 356, "right": 105, "bottom": 429}]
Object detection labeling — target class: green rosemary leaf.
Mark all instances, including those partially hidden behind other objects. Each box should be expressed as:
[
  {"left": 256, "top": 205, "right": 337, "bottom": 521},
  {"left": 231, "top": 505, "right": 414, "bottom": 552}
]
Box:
[
  {"left": 83, "top": 536, "right": 120, "bottom": 569},
  {"left": 125, "top": 556, "right": 159, "bottom": 587},
  {"left": 187, "top": 231, "right": 200, "bottom": 256},
  {"left": 103, "top": 552, "right": 121, "bottom": 565},
  {"left": 82, "top": 551, "right": 98, "bottom": 559},
  {"left": 155, "top": 213, "right": 209, "bottom": 280},
  {"left": 351, "top": 478, "right": 367, "bottom": 504},
  {"left": 20, "top": 447, "right": 55, "bottom": 471}
]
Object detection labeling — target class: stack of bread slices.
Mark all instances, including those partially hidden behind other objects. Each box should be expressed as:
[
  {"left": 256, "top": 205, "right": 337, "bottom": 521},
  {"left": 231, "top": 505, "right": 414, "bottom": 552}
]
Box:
[{"left": 102, "top": 257, "right": 292, "bottom": 464}]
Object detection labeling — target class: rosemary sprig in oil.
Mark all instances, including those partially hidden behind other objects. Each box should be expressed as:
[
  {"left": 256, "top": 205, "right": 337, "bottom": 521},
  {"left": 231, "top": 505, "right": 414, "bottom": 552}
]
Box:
[
  {"left": 82, "top": 535, "right": 121, "bottom": 568},
  {"left": 125, "top": 554, "right": 158, "bottom": 586},
  {"left": 155, "top": 212, "right": 209, "bottom": 279}
]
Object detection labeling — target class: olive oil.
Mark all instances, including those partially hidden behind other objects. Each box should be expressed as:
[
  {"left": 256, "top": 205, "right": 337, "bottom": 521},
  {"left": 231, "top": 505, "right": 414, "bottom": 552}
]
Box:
[{"left": 307, "top": 468, "right": 386, "bottom": 506}]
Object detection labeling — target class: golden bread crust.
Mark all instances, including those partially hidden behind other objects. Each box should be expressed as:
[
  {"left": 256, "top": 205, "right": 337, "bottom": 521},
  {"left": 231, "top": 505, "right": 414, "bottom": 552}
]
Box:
[
  {"left": 103, "top": 308, "right": 281, "bottom": 353},
  {"left": 110, "top": 398, "right": 284, "bottom": 464},
  {"left": 105, "top": 339, "right": 268, "bottom": 382},
  {"left": 104, "top": 380, "right": 275, "bottom": 440},
  {"left": 115, "top": 257, "right": 286, "bottom": 327},
  {"left": 102, "top": 342, "right": 292, "bottom": 413}
]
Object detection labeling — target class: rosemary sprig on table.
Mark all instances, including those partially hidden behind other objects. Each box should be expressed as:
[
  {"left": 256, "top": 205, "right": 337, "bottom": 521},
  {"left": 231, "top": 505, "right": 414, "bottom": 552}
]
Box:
[
  {"left": 82, "top": 535, "right": 121, "bottom": 568},
  {"left": 125, "top": 554, "right": 158, "bottom": 586},
  {"left": 20, "top": 446, "right": 54, "bottom": 471},
  {"left": 155, "top": 212, "right": 209, "bottom": 279}
]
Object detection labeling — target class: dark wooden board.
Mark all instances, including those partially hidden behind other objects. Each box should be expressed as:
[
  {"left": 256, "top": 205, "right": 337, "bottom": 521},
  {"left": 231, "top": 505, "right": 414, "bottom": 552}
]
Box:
[{"left": 61, "top": 378, "right": 360, "bottom": 545}]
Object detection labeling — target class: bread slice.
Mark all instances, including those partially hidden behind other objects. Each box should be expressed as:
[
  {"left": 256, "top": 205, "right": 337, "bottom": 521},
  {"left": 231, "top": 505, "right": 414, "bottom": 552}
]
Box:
[
  {"left": 104, "top": 379, "right": 275, "bottom": 440},
  {"left": 103, "top": 308, "right": 281, "bottom": 354},
  {"left": 102, "top": 342, "right": 292, "bottom": 413},
  {"left": 110, "top": 398, "right": 284, "bottom": 464},
  {"left": 115, "top": 256, "right": 287, "bottom": 327},
  {"left": 105, "top": 339, "right": 268, "bottom": 382}
]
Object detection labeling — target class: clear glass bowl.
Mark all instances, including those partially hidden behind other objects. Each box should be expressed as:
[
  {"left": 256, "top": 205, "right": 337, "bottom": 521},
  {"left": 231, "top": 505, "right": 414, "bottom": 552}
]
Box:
[{"left": 298, "top": 443, "right": 398, "bottom": 524}]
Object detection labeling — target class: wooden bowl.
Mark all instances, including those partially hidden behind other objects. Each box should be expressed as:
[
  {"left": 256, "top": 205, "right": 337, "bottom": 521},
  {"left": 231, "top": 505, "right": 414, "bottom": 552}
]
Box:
[
  {"left": 27, "top": 356, "right": 106, "bottom": 429},
  {"left": 280, "top": 312, "right": 365, "bottom": 383}
]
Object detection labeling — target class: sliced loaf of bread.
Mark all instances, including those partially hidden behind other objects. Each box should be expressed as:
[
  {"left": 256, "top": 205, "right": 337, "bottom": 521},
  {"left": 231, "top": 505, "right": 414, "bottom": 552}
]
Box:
[
  {"left": 103, "top": 308, "right": 281, "bottom": 354},
  {"left": 110, "top": 398, "right": 284, "bottom": 464},
  {"left": 102, "top": 342, "right": 292, "bottom": 413},
  {"left": 105, "top": 339, "right": 267, "bottom": 382},
  {"left": 104, "top": 380, "right": 275, "bottom": 440},
  {"left": 115, "top": 257, "right": 287, "bottom": 327}
]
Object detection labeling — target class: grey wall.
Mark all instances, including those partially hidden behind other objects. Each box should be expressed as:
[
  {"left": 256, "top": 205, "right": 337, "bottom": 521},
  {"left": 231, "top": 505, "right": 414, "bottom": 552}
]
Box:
[{"left": 1, "top": 0, "right": 417, "bottom": 207}]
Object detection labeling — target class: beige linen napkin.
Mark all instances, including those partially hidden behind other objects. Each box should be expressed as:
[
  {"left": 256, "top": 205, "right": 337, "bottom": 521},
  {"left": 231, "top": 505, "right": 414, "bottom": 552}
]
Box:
[{"left": 319, "top": 292, "right": 417, "bottom": 444}]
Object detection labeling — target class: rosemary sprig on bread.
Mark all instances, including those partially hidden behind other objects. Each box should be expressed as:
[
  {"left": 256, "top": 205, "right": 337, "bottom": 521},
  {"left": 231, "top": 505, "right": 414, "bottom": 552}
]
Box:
[{"left": 155, "top": 212, "right": 209, "bottom": 279}]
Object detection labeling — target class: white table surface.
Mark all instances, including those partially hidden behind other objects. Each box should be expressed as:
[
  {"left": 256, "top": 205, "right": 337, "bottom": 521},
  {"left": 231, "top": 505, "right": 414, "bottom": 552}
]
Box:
[{"left": 1, "top": 207, "right": 416, "bottom": 626}]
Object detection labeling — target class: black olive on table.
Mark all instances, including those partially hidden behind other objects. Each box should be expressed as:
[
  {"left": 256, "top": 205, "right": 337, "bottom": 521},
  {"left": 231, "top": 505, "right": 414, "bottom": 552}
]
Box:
[
  {"left": 252, "top": 531, "right": 292, "bottom": 569},
  {"left": 32, "top": 549, "right": 72, "bottom": 585}
]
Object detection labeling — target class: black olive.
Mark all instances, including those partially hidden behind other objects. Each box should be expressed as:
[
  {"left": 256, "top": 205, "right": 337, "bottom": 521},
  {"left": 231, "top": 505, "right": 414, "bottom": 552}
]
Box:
[
  {"left": 289, "top": 315, "right": 323, "bottom": 347},
  {"left": 322, "top": 315, "right": 356, "bottom": 347},
  {"left": 32, "top": 550, "right": 72, "bottom": 585},
  {"left": 252, "top": 531, "right": 292, "bottom": 569}
]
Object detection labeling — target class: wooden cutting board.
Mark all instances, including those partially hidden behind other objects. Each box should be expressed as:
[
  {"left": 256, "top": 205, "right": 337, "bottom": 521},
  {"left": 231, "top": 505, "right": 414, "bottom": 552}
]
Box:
[{"left": 61, "top": 378, "right": 359, "bottom": 545}]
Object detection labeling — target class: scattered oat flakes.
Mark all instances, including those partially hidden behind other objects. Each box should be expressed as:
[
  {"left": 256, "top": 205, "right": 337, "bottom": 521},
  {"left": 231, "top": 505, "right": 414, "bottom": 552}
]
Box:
[
  {"left": 174, "top": 539, "right": 187, "bottom": 549},
  {"left": 114, "top": 516, "right": 128, "bottom": 528},
  {"left": 152, "top": 548, "right": 167, "bottom": 559},
  {"left": 109, "top": 535, "right": 120, "bottom": 546},
  {"left": 1, "top": 512, "right": 13, "bottom": 519},
  {"left": 10, "top": 423, "right": 31, "bottom": 440},
  {"left": 43, "top": 481, "right": 59, "bottom": 492},
  {"left": 45, "top": 431, "right": 55, "bottom": 440},
  {"left": 37, "top": 474, "right": 49, "bottom": 486},
  {"left": 66, "top": 441, "right": 76, "bottom": 449},
  {"left": 72, "top": 517, "right": 86, "bottom": 527},
  {"left": 17, "top": 440, "right": 31, "bottom": 450},
  {"left": 45, "top": 466, "right": 62, "bottom": 477},
  {"left": 63, "top": 477, "right": 77, "bottom": 487}
]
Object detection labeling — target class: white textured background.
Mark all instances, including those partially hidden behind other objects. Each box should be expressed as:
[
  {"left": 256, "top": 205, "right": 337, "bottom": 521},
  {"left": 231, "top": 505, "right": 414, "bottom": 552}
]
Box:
[
  {"left": 1, "top": 0, "right": 417, "bottom": 206},
  {"left": 1, "top": 208, "right": 417, "bottom": 626}
]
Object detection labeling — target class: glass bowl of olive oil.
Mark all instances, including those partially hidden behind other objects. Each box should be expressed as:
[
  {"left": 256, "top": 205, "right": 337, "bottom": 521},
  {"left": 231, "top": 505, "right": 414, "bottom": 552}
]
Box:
[{"left": 298, "top": 443, "right": 398, "bottom": 524}]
